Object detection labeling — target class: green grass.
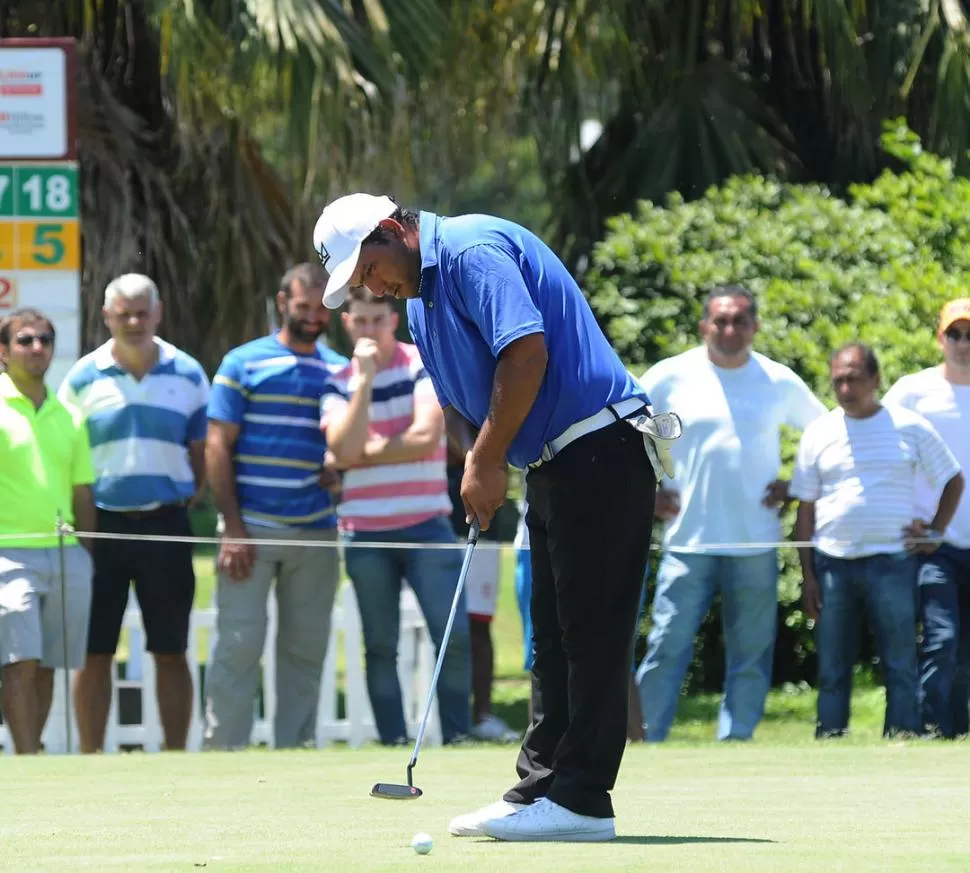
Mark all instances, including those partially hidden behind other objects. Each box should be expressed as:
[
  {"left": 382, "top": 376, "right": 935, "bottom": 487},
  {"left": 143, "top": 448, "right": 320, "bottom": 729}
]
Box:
[{"left": 3, "top": 742, "right": 969, "bottom": 871}]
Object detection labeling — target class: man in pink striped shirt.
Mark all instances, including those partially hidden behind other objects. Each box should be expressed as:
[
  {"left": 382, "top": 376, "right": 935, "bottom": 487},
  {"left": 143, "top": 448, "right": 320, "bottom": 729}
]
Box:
[{"left": 321, "top": 286, "right": 471, "bottom": 745}]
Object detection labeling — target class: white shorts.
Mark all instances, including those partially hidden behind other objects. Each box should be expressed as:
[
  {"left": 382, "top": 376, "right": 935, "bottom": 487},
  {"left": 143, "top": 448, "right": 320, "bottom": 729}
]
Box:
[
  {"left": 465, "top": 545, "right": 502, "bottom": 621},
  {"left": 0, "top": 546, "right": 93, "bottom": 668}
]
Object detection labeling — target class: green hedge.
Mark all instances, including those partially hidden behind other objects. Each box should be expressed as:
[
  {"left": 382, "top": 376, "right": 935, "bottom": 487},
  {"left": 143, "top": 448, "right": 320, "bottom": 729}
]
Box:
[{"left": 587, "top": 121, "right": 970, "bottom": 691}]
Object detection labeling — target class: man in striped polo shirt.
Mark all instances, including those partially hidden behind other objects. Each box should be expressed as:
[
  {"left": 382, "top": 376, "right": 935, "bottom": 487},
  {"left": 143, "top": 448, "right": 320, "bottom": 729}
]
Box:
[
  {"left": 321, "top": 286, "right": 471, "bottom": 746},
  {"left": 792, "top": 343, "right": 964, "bottom": 738},
  {"left": 59, "top": 274, "right": 209, "bottom": 753},
  {"left": 204, "top": 262, "right": 347, "bottom": 750}
]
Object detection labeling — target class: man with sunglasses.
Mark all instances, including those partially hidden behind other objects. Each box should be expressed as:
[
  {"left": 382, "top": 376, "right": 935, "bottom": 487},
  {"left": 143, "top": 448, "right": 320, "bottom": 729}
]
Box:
[
  {"left": 0, "top": 308, "right": 95, "bottom": 753},
  {"left": 884, "top": 298, "right": 970, "bottom": 738},
  {"left": 634, "top": 285, "right": 826, "bottom": 743}
]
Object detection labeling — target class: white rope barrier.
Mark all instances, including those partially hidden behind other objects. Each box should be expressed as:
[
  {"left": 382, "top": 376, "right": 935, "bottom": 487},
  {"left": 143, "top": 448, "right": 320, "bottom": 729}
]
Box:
[{"left": 0, "top": 526, "right": 949, "bottom": 552}]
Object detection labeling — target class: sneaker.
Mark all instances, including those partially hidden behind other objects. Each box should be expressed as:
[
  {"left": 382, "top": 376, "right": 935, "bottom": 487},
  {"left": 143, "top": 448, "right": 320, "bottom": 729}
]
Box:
[
  {"left": 483, "top": 798, "right": 616, "bottom": 842},
  {"left": 469, "top": 714, "right": 520, "bottom": 743},
  {"left": 448, "top": 799, "right": 527, "bottom": 837}
]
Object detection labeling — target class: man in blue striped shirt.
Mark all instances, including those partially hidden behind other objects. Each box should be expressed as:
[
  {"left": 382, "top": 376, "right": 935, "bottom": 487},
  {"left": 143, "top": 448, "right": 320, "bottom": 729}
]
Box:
[
  {"left": 203, "top": 262, "right": 347, "bottom": 749},
  {"left": 58, "top": 273, "right": 209, "bottom": 753}
]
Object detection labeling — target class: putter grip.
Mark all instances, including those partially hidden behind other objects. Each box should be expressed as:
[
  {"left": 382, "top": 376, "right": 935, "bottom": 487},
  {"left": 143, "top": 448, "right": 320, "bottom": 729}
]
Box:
[{"left": 468, "top": 519, "right": 481, "bottom": 544}]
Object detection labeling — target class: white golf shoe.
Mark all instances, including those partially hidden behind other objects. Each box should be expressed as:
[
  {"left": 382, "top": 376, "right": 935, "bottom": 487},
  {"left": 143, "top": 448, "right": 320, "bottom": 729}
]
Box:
[
  {"left": 448, "top": 799, "right": 527, "bottom": 836},
  {"left": 483, "top": 797, "right": 616, "bottom": 842}
]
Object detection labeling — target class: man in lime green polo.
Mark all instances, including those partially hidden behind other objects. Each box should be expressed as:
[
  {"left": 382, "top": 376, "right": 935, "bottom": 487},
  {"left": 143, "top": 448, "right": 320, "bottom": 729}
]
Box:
[{"left": 0, "top": 307, "right": 96, "bottom": 754}]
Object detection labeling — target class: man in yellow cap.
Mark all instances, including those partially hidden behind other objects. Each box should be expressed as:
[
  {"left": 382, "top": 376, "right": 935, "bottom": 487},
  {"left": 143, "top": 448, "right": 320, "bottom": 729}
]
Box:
[{"left": 884, "top": 298, "right": 970, "bottom": 737}]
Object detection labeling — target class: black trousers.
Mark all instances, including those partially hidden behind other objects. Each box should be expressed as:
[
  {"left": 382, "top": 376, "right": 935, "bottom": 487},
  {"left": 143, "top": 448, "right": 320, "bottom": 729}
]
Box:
[{"left": 503, "top": 420, "right": 655, "bottom": 818}]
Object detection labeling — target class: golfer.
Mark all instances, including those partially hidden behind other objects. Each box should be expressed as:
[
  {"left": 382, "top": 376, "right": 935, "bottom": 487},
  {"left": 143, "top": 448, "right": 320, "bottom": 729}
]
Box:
[{"left": 313, "top": 195, "right": 660, "bottom": 842}]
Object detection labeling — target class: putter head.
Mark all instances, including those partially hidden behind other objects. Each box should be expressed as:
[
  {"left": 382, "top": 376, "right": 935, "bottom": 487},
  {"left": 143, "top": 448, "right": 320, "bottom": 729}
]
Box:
[{"left": 371, "top": 782, "right": 423, "bottom": 800}]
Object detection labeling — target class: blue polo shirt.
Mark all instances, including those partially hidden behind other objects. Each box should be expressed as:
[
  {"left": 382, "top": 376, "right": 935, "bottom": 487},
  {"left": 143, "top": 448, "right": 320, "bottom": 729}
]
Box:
[
  {"left": 406, "top": 211, "right": 648, "bottom": 468},
  {"left": 207, "top": 334, "right": 347, "bottom": 529}
]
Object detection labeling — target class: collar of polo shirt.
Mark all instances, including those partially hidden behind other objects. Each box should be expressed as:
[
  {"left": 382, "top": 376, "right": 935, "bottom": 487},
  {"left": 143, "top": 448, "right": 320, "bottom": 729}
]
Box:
[{"left": 94, "top": 336, "right": 172, "bottom": 371}]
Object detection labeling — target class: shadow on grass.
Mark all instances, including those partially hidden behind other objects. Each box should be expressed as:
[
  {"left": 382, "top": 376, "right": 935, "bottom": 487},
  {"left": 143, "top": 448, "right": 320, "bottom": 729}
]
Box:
[{"left": 614, "top": 835, "right": 775, "bottom": 845}]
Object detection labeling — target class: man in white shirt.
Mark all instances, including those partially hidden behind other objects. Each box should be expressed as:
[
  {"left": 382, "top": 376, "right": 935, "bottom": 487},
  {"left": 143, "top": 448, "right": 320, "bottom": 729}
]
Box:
[
  {"left": 635, "top": 285, "right": 826, "bottom": 742},
  {"left": 792, "top": 343, "right": 964, "bottom": 737},
  {"left": 883, "top": 298, "right": 970, "bottom": 737}
]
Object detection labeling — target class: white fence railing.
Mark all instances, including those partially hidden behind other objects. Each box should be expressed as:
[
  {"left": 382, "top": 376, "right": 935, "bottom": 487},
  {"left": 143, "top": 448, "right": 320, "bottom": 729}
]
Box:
[{"left": 0, "top": 582, "right": 440, "bottom": 754}]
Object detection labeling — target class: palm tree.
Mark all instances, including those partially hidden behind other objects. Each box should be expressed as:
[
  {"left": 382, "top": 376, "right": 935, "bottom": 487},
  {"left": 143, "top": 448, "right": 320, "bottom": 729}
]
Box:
[
  {"left": 498, "top": 0, "right": 970, "bottom": 270},
  {"left": 0, "top": 0, "right": 447, "bottom": 373}
]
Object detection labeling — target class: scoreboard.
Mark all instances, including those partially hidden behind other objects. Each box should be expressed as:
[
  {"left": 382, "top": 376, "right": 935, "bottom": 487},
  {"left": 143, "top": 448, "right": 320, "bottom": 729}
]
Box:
[{"left": 0, "top": 38, "right": 79, "bottom": 389}]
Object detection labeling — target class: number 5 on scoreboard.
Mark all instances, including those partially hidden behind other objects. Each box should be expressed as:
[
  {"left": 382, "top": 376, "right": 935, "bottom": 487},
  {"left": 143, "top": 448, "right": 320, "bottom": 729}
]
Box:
[{"left": 33, "top": 224, "right": 65, "bottom": 265}]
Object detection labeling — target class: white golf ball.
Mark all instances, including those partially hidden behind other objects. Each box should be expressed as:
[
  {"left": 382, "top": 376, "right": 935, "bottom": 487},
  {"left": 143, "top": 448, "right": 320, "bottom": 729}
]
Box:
[{"left": 411, "top": 832, "right": 433, "bottom": 855}]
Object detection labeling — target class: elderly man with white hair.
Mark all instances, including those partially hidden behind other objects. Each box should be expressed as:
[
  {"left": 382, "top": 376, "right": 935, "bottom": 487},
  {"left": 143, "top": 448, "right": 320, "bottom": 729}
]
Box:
[{"left": 58, "top": 273, "right": 210, "bottom": 753}]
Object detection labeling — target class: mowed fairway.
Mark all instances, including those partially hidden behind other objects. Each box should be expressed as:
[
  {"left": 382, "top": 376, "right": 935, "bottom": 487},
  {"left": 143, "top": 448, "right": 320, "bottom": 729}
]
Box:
[{"left": 2, "top": 742, "right": 968, "bottom": 872}]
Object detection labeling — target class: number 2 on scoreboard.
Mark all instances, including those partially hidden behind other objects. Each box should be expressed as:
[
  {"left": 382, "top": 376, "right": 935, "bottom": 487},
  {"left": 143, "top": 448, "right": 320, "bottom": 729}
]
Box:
[{"left": 0, "top": 276, "right": 15, "bottom": 310}]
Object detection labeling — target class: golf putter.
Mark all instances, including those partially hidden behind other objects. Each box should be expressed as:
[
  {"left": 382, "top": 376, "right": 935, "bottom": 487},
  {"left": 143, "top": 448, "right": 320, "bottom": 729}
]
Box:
[{"left": 371, "top": 519, "right": 481, "bottom": 799}]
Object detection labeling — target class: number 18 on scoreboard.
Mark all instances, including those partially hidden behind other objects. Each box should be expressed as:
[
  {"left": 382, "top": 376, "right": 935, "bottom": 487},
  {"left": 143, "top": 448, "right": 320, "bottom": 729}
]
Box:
[{"left": 0, "top": 162, "right": 81, "bottom": 386}]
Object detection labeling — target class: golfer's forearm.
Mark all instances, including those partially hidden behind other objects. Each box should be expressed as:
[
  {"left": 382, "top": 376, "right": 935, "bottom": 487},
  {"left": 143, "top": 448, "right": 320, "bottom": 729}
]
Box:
[
  {"left": 473, "top": 334, "right": 547, "bottom": 464},
  {"left": 795, "top": 501, "right": 816, "bottom": 580},
  {"left": 930, "top": 473, "right": 965, "bottom": 533},
  {"left": 206, "top": 442, "right": 244, "bottom": 532},
  {"left": 327, "top": 383, "right": 373, "bottom": 464}
]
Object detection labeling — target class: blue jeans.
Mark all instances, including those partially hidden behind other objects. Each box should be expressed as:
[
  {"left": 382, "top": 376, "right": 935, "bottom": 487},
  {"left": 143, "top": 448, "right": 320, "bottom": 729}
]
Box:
[
  {"left": 918, "top": 544, "right": 970, "bottom": 738},
  {"left": 813, "top": 551, "right": 920, "bottom": 737},
  {"left": 635, "top": 550, "right": 778, "bottom": 741},
  {"left": 342, "top": 515, "right": 471, "bottom": 745}
]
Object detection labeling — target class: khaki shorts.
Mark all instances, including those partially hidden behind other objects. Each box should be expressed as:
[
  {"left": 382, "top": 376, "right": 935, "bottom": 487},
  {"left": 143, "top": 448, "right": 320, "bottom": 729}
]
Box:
[
  {"left": 0, "top": 546, "right": 93, "bottom": 668},
  {"left": 465, "top": 545, "right": 502, "bottom": 621}
]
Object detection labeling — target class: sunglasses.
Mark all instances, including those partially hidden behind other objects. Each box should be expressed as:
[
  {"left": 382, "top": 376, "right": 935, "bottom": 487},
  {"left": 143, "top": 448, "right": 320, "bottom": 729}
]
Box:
[
  {"left": 945, "top": 327, "right": 970, "bottom": 343},
  {"left": 13, "top": 333, "right": 54, "bottom": 348}
]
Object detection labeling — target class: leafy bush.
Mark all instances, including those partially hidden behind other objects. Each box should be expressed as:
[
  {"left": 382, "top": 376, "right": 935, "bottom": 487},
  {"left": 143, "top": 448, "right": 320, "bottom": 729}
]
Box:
[{"left": 589, "top": 121, "right": 970, "bottom": 691}]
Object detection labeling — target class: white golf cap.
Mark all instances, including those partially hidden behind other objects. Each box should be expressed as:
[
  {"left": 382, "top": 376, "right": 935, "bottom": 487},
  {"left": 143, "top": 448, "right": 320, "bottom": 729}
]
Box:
[{"left": 312, "top": 193, "right": 397, "bottom": 309}]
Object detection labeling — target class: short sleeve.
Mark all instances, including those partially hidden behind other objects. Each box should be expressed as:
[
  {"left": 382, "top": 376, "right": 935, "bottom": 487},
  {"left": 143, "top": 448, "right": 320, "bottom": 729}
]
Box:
[
  {"left": 207, "top": 354, "right": 246, "bottom": 425},
  {"left": 71, "top": 413, "right": 95, "bottom": 487},
  {"left": 782, "top": 372, "right": 827, "bottom": 430},
  {"left": 790, "top": 427, "right": 822, "bottom": 502},
  {"left": 453, "top": 245, "right": 544, "bottom": 358},
  {"left": 319, "top": 374, "right": 350, "bottom": 430},
  {"left": 914, "top": 419, "right": 961, "bottom": 488}
]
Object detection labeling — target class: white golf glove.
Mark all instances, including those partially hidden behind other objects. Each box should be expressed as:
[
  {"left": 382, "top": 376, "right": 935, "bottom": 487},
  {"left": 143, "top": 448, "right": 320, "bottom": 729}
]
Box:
[{"left": 627, "top": 410, "right": 682, "bottom": 481}]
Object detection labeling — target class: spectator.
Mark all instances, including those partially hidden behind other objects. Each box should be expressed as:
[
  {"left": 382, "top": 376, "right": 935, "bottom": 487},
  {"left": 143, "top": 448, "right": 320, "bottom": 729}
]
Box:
[
  {"left": 322, "top": 286, "right": 471, "bottom": 746},
  {"left": 204, "top": 263, "right": 345, "bottom": 749},
  {"left": 59, "top": 274, "right": 209, "bottom": 753},
  {"left": 0, "top": 309, "right": 95, "bottom": 754},
  {"left": 792, "top": 343, "right": 964, "bottom": 738},
  {"left": 883, "top": 299, "right": 970, "bottom": 737},
  {"left": 635, "top": 285, "right": 826, "bottom": 742},
  {"left": 445, "top": 409, "right": 519, "bottom": 743}
]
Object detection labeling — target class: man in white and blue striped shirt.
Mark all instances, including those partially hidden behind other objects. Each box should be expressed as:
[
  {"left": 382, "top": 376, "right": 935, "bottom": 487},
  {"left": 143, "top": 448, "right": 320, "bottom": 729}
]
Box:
[
  {"left": 58, "top": 273, "right": 209, "bottom": 753},
  {"left": 791, "top": 342, "right": 964, "bottom": 739}
]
